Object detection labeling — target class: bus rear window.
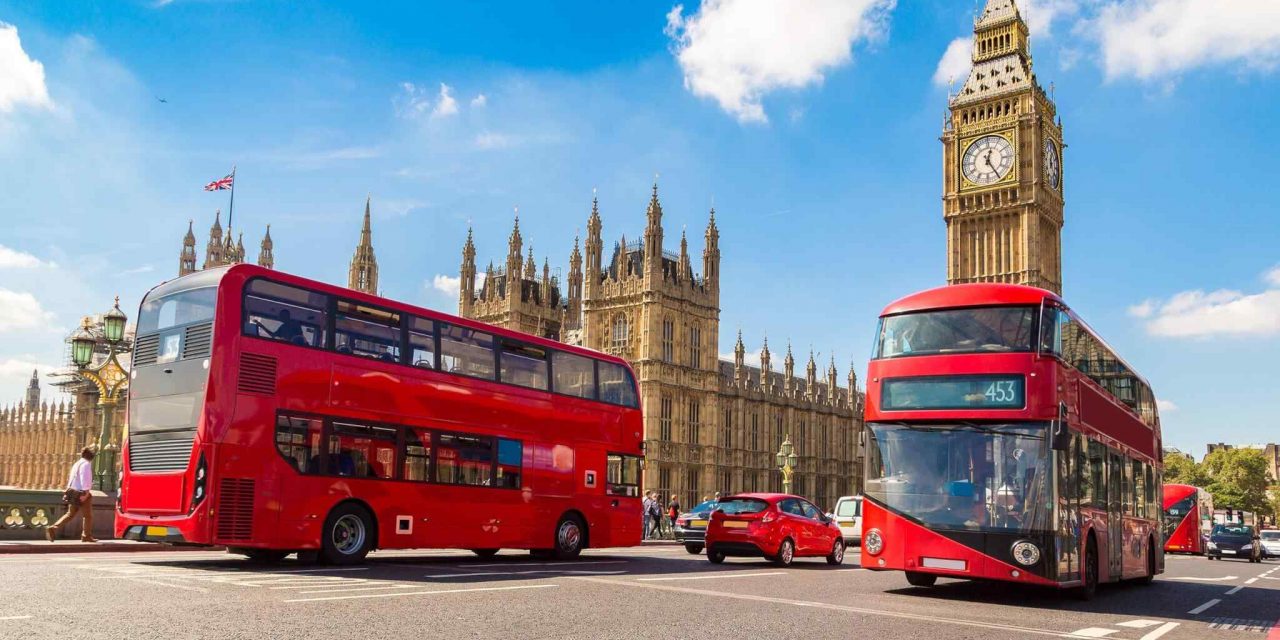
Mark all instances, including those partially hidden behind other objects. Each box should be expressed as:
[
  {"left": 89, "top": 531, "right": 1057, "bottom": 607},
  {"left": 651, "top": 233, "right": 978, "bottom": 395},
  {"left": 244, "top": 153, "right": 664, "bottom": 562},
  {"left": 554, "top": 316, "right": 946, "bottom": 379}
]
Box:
[
  {"left": 138, "top": 287, "right": 217, "bottom": 334},
  {"left": 876, "top": 306, "right": 1036, "bottom": 359}
]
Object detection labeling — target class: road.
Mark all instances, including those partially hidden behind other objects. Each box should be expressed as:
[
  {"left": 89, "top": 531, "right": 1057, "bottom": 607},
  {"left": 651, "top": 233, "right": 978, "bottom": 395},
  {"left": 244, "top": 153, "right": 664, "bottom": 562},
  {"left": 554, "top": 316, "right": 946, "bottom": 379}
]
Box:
[{"left": 1, "top": 544, "right": 1276, "bottom": 639}]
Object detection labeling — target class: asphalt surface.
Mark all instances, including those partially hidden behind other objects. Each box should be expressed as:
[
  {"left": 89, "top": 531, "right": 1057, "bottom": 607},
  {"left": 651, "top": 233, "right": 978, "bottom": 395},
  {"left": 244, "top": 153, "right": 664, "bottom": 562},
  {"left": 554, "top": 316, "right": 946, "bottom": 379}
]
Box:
[{"left": 1, "top": 544, "right": 1277, "bottom": 639}]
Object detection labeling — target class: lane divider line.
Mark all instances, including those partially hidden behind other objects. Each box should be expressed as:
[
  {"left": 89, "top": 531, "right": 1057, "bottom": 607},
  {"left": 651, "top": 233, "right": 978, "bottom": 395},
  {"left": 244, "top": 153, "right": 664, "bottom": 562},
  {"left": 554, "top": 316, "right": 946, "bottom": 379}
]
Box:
[
  {"left": 1137, "top": 622, "right": 1180, "bottom": 640},
  {"left": 124, "top": 577, "right": 211, "bottom": 593},
  {"left": 283, "top": 583, "right": 558, "bottom": 603},
  {"left": 1226, "top": 585, "right": 1244, "bottom": 595},
  {"left": 294, "top": 585, "right": 420, "bottom": 595},
  {"left": 1188, "top": 599, "right": 1221, "bottom": 615},
  {"left": 1065, "top": 628, "right": 1116, "bottom": 638},
  {"left": 567, "top": 576, "right": 1088, "bottom": 638},
  {"left": 0, "top": 616, "right": 33, "bottom": 621},
  {"left": 465, "top": 560, "right": 627, "bottom": 568},
  {"left": 635, "top": 571, "right": 786, "bottom": 582}
]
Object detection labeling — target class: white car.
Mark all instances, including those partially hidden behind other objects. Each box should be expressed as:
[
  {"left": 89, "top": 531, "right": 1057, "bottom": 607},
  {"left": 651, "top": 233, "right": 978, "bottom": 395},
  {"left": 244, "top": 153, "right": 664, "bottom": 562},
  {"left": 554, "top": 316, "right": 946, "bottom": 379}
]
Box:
[
  {"left": 832, "top": 496, "right": 863, "bottom": 545},
  {"left": 1260, "top": 530, "right": 1280, "bottom": 559}
]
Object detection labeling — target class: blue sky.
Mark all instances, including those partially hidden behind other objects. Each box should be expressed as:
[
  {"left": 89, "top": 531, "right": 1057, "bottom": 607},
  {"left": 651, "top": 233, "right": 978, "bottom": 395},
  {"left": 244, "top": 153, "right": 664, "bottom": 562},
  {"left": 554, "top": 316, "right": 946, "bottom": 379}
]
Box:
[{"left": 0, "top": 0, "right": 1277, "bottom": 456}]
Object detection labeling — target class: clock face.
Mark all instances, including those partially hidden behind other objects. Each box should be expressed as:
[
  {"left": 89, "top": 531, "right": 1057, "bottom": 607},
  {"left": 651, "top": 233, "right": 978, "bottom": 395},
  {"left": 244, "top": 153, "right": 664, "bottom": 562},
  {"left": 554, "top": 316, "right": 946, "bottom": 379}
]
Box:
[
  {"left": 962, "top": 135, "right": 1015, "bottom": 186},
  {"left": 1043, "top": 139, "right": 1060, "bottom": 190}
]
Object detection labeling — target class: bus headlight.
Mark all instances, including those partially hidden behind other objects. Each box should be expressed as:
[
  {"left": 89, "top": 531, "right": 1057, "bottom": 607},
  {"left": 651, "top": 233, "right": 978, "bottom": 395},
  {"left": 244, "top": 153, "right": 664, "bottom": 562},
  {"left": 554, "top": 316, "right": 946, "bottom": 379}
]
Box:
[
  {"left": 1011, "top": 540, "right": 1041, "bottom": 566},
  {"left": 864, "top": 529, "right": 884, "bottom": 556}
]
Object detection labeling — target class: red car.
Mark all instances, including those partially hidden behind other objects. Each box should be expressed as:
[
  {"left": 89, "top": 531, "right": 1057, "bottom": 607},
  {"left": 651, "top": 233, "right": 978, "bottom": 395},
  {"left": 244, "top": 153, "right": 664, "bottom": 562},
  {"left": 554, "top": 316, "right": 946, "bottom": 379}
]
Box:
[{"left": 704, "top": 493, "right": 846, "bottom": 567}]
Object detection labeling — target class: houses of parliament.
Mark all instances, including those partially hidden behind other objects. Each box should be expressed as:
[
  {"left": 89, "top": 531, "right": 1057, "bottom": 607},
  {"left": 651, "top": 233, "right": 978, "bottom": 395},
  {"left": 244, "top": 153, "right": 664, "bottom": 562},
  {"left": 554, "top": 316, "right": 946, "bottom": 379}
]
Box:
[{"left": 2, "top": 0, "right": 1064, "bottom": 512}]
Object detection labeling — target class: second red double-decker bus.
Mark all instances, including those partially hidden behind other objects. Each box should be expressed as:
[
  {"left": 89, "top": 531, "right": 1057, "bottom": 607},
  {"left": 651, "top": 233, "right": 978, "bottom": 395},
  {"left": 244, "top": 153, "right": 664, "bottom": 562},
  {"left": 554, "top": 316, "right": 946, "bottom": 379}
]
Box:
[
  {"left": 1163, "top": 484, "right": 1212, "bottom": 554},
  {"left": 116, "top": 264, "right": 644, "bottom": 563},
  {"left": 861, "top": 284, "right": 1163, "bottom": 599}
]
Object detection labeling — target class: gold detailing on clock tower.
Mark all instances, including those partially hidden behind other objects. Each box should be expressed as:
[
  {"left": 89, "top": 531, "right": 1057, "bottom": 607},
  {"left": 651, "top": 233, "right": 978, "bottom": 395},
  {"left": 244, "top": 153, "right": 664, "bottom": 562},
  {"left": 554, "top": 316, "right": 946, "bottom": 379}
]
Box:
[{"left": 943, "top": 0, "right": 1064, "bottom": 294}]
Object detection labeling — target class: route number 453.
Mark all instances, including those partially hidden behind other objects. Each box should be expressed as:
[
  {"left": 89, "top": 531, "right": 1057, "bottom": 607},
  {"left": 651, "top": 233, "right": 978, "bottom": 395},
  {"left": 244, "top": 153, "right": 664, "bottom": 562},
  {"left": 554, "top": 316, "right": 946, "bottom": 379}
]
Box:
[{"left": 984, "top": 380, "right": 1019, "bottom": 404}]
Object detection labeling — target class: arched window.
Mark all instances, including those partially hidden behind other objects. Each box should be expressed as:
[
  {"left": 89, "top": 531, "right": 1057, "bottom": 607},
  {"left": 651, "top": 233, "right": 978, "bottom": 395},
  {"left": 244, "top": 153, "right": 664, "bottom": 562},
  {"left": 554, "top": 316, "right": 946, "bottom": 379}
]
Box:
[{"left": 611, "top": 314, "right": 629, "bottom": 352}]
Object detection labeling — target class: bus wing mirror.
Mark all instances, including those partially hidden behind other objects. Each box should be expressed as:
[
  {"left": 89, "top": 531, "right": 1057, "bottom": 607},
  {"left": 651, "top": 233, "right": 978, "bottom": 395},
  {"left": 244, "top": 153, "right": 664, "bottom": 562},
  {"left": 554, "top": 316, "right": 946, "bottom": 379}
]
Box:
[{"left": 1051, "top": 402, "right": 1070, "bottom": 451}]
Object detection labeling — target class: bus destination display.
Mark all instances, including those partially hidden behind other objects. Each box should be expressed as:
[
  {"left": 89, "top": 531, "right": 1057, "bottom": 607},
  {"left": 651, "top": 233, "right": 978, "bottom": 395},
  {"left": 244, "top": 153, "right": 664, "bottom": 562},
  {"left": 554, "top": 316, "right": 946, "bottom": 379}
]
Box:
[{"left": 881, "top": 374, "right": 1025, "bottom": 410}]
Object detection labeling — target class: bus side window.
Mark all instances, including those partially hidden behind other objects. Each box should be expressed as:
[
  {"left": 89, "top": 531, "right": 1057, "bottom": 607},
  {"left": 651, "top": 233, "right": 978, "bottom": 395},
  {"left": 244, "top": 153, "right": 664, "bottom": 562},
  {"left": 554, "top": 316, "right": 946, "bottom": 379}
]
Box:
[
  {"left": 407, "top": 317, "right": 436, "bottom": 370},
  {"left": 496, "top": 439, "right": 522, "bottom": 488},
  {"left": 328, "top": 421, "right": 397, "bottom": 480},
  {"left": 334, "top": 300, "right": 401, "bottom": 362},
  {"left": 436, "top": 433, "right": 494, "bottom": 486},
  {"left": 499, "top": 342, "right": 549, "bottom": 391},
  {"left": 551, "top": 351, "right": 597, "bottom": 399},
  {"left": 1087, "top": 439, "right": 1106, "bottom": 511},
  {"left": 275, "top": 414, "right": 322, "bottom": 474},
  {"left": 244, "top": 279, "right": 329, "bottom": 347},
  {"left": 403, "top": 429, "right": 432, "bottom": 482},
  {"left": 598, "top": 362, "right": 638, "bottom": 408},
  {"left": 439, "top": 324, "right": 496, "bottom": 380}
]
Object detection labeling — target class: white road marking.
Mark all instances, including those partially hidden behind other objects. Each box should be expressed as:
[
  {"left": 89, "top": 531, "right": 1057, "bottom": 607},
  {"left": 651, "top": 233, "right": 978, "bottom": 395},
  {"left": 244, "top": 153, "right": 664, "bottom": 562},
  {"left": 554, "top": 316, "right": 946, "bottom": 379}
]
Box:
[
  {"left": 1136, "top": 622, "right": 1179, "bottom": 640},
  {"left": 1225, "top": 585, "right": 1244, "bottom": 595},
  {"left": 295, "top": 585, "right": 420, "bottom": 595},
  {"left": 1067, "top": 629, "right": 1116, "bottom": 638},
  {"left": 423, "top": 569, "right": 627, "bottom": 579},
  {"left": 124, "top": 577, "right": 211, "bottom": 593},
  {"left": 465, "top": 560, "right": 627, "bottom": 568},
  {"left": 1115, "top": 620, "right": 1162, "bottom": 629},
  {"left": 1166, "top": 575, "right": 1237, "bottom": 582},
  {"left": 1245, "top": 578, "right": 1259, "bottom": 584},
  {"left": 283, "top": 583, "right": 558, "bottom": 603},
  {"left": 568, "top": 576, "right": 1089, "bottom": 638},
  {"left": 0, "top": 616, "right": 33, "bottom": 621},
  {"left": 1188, "top": 599, "right": 1221, "bottom": 615},
  {"left": 636, "top": 571, "right": 786, "bottom": 582}
]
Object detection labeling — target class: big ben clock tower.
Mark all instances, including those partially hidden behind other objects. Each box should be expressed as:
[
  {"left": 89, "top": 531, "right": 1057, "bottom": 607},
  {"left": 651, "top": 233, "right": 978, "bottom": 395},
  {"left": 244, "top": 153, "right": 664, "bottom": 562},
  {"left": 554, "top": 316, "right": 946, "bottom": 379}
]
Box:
[{"left": 943, "top": 0, "right": 1063, "bottom": 294}]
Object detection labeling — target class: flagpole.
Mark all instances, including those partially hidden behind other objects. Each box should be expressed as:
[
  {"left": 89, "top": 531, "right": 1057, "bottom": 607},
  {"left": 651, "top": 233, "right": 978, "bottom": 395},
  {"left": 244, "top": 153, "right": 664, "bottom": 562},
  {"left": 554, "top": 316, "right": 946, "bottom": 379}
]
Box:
[{"left": 227, "top": 165, "right": 237, "bottom": 231}]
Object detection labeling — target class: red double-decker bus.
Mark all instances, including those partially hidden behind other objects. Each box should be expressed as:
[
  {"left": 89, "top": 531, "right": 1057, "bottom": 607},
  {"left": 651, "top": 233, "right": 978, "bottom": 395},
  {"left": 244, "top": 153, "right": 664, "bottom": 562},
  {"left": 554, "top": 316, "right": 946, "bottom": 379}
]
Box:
[
  {"left": 1163, "top": 484, "right": 1212, "bottom": 554},
  {"left": 861, "top": 284, "right": 1163, "bottom": 599},
  {"left": 116, "top": 264, "right": 644, "bottom": 564}
]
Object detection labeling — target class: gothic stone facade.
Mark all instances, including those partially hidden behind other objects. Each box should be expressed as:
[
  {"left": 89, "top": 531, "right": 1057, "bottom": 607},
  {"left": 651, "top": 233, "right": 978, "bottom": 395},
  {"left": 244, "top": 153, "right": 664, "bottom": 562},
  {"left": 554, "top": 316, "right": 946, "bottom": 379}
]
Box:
[
  {"left": 0, "top": 372, "right": 122, "bottom": 490},
  {"left": 459, "top": 186, "right": 864, "bottom": 509},
  {"left": 943, "top": 0, "right": 1064, "bottom": 294}
]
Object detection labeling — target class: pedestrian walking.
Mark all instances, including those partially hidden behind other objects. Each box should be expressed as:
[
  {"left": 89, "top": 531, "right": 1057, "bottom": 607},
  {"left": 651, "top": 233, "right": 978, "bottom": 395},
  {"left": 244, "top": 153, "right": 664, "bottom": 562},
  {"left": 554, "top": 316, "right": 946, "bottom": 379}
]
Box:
[
  {"left": 648, "top": 492, "right": 665, "bottom": 538},
  {"left": 668, "top": 495, "right": 681, "bottom": 531},
  {"left": 46, "top": 447, "right": 98, "bottom": 543},
  {"left": 642, "top": 491, "right": 655, "bottom": 540}
]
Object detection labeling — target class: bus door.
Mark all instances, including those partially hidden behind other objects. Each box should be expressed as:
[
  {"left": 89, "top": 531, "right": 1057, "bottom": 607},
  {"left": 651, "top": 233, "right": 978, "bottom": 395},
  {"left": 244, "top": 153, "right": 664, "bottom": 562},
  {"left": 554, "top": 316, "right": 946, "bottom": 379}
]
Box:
[{"left": 1106, "top": 451, "right": 1124, "bottom": 580}]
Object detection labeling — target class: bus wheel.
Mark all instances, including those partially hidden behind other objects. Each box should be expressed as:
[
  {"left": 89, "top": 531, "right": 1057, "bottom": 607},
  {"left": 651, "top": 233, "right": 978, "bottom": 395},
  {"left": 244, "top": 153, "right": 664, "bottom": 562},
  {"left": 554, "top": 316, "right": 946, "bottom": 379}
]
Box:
[
  {"left": 470, "top": 549, "right": 500, "bottom": 558},
  {"left": 321, "top": 503, "right": 373, "bottom": 565},
  {"left": 553, "top": 514, "right": 586, "bottom": 560},
  {"left": 1136, "top": 539, "right": 1156, "bottom": 585},
  {"left": 905, "top": 571, "right": 937, "bottom": 587},
  {"left": 230, "top": 548, "right": 289, "bottom": 564},
  {"left": 1077, "top": 536, "right": 1099, "bottom": 601}
]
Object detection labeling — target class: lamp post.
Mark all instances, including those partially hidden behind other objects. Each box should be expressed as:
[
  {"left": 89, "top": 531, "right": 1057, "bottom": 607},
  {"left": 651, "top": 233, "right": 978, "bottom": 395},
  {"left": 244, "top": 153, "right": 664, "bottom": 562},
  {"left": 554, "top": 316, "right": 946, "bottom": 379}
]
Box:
[
  {"left": 776, "top": 435, "right": 798, "bottom": 495},
  {"left": 69, "top": 297, "right": 130, "bottom": 493}
]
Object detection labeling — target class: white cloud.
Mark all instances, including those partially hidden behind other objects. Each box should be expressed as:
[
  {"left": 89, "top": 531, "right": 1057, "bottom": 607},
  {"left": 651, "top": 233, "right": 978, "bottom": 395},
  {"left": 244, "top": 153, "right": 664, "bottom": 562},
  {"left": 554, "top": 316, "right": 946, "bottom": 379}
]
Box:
[
  {"left": 0, "top": 358, "right": 63, "bottom": 406},
  {"left": 1156, "top": 399, "right": 1179, "bottom": 413},
  {"left": 431, "top": 83, "right": 458, "bottom": 119},
  {"left": 0, "top": 22, "right": 53, "bottom": 113},
  {"left": 0, "top": 288, "right": 56, "bottom": 331},
  {"left": 474, "top": 131, "right": 513, "bottom": 150},
  {"left": 665, "top": 0, "right": 896, "bottom": 123},
  {"left": 432, "top": 274, "right": 461, "bottom": 298},
  {"left": 470, "top": 94, "right": 487, "bottom": 108},
  {"left": 0, "top": 244, "right": 53, "bottom": 269},
  {"left": 933, "top": 38, "right": 971, "bottom": 87},
  {"left": 1134, "top": 267, "right": 1280, "bottom": 338},
  {"left": 1089, "top": 0, "right": 1280, "bottom": 81},
  {"left": 1019, "top": 0, "right": 1082, "bottom": 38}
]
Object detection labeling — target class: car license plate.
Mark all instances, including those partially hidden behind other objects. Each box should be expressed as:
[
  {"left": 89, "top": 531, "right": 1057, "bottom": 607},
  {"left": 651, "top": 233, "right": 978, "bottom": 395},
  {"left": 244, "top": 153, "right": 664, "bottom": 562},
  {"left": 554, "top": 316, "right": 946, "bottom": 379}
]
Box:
[
  {"left": 1220, "top": 549, "right": 1235, "bottom": 554},
  {"left": 722, "top": 521, "right": 748, "bottom": 529},
  {"left": 145, "top": 526, "right": 168, "bottom": 537},
  {"left": 691, "top": 519, "right": 708, "bottom": 528},
  {"left": 840, "top": 524, "right": 857, "bottom": 531},
  {"left": 922, "top": 557, "right": 967, "bottom": 571}
]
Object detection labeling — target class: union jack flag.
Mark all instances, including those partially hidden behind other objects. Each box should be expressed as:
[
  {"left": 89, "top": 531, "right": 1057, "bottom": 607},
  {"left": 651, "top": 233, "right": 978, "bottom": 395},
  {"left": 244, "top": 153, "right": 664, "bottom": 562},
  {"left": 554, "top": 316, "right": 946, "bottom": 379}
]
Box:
[{"left": 204, "top": 173, "right": 234, "bottom": 191}]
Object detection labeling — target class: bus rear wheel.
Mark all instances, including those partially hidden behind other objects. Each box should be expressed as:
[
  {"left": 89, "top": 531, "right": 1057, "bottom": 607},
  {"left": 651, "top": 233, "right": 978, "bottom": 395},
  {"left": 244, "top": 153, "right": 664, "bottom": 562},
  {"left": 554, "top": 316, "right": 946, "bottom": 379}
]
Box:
[
  {"left": 552, "top": 514, "right": 586, "bottom": 560},
  {"left": 320, "top": 503, "right": 373, "bottom": 565}
]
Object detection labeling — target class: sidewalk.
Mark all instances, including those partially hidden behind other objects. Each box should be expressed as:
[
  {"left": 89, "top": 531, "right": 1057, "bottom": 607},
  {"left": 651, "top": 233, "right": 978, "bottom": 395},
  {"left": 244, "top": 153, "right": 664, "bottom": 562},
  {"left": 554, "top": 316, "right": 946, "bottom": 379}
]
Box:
[{"left": 0, "top": 539, "right": 224, "bottom": 555}]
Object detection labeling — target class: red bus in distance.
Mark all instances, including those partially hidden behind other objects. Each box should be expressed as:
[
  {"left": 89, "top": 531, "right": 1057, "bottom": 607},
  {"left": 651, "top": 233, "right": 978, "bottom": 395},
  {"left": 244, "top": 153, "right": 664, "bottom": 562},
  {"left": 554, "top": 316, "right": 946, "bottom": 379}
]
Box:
[
  {"left": 116, "top": 264, "right": 644, "bottom": 564},
  {"left": 861, "top": 284, "right": 1163, "bottom": 599},
  {"left": 1163, "top": 484, "right": 1212, "bottom": 554}
]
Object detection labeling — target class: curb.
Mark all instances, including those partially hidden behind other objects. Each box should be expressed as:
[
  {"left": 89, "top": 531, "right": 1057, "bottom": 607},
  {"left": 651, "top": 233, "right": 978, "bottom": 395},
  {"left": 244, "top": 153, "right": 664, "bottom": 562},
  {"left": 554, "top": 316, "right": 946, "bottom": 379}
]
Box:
[
  {"left": 641, "top": 539, "right": 682, "bottom": 546},
  {"left": 0, "top": 543, "right": 226, "bottom": 555}
]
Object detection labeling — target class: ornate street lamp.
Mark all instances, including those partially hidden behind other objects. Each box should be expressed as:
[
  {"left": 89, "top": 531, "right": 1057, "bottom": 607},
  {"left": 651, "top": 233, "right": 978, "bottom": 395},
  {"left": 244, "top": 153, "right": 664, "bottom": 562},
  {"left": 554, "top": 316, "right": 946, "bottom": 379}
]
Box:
[
  {"left": 776, "top": 435, "right": 798, "bottom": 495},
  {"left": 66, "top": 298, "right": 131, "bottom": 493}
]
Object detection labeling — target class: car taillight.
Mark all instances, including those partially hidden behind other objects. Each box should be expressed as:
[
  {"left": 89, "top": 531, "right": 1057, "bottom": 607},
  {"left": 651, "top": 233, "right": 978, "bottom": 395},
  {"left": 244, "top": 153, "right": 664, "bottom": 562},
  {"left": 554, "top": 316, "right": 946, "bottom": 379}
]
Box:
[{"left": 677, "top": 518, "right": 688, "bottom": 527}]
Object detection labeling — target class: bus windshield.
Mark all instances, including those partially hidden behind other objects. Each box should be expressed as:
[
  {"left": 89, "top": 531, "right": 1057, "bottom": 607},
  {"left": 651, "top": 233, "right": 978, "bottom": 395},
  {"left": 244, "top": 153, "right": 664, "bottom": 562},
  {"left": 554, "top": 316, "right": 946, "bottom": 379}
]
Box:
[
  {"left": 876, "top": 306, "right": 1036, "bottom": 358},
  {"left": 864, "top": 422, "right": 1051, "bottom": 533},
  {"left": 1163, "top": 494, "right": 1195, "bottom": 540}
]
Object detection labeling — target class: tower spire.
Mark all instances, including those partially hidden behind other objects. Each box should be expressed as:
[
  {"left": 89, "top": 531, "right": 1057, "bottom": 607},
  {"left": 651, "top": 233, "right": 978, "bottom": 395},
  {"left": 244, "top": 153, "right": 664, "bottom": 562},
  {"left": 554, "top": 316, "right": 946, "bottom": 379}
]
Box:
[
  {"left": 348, "top": 196, "right": 379, "bottom": 294},
  {"left": 257, "top": 224, "right": 274, "bottom": 269},
  {"left": 460, "top": 226, "right": 477, "bottom": 316},
  {"left": 25, "top": 369, "right": 39, "bottom": 408},
  {"left": 180, "top": 219, "right": 197, "bottom": 276}
]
